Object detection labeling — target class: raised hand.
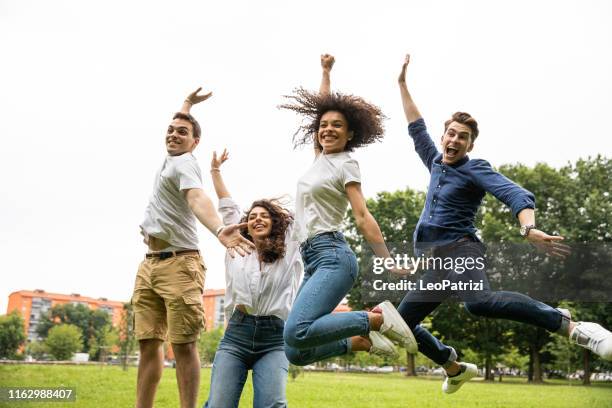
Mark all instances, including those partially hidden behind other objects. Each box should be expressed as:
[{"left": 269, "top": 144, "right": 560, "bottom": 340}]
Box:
[
  {"left": 526, "top": 229, "right": 572, "bottom": 259},
  {"left": 186, "top": 87, "right": 213, "bottom": 105},
  {"left": 321, "top": 54, "right": 335, "bottom": 72},
  {"left": 211, "top": 149, "right": 229, "bottom": 170},
  {"left": 398, "top": 54, "right": 410, "bottom": 83}
]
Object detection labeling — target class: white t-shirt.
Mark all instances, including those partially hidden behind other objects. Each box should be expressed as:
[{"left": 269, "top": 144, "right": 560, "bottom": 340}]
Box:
[
  {"left": 219, "top": 197, "right": 303, "bottom": 321},
  {"left": 293, "top": 152, "right": 361, "bottom": 243},
  {"left": 140, "top": 153, "right": 203, "bottom": 250}
]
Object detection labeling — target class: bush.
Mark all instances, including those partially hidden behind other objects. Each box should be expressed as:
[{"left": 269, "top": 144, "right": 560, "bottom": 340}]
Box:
[
  {"left": 0, "top": 312, "right": 26, "bottom": 359},
  {"left": 45, "top": 324, "right": 83, "bottom": 360}
]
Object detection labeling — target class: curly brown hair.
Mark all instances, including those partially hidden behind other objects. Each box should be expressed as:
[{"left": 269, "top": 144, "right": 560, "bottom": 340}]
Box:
[
  {"left": 239, "top": 199, "right": 293, "bottom": 264},
  {"left": 280, "top": 88, "right": 386, "bottom": 152}
]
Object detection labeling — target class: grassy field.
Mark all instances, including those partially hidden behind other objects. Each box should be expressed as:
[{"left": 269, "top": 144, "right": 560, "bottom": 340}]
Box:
[{"left": 1, "top": 365, "right": 611, "bottom": 407}]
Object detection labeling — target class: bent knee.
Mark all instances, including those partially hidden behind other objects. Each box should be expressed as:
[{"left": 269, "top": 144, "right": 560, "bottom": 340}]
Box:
[
  {"left": 464, "top": 300, "right": 491, "bottom": 316},
  {"left": 284, "top": 346, "right": 309, "bottom": 366},
  {"left": 283, "top": 321, "right": 310, "bottom": 349}
]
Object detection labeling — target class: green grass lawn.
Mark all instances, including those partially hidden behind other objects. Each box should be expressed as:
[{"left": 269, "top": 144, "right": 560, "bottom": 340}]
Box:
[{"left": 1, "top": 365, "right": 611, "bottom": 408}]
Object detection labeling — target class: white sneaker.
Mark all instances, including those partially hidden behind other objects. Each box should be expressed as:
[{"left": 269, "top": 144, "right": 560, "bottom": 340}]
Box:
[
  {"left": 442, "top": 362, "right": 478, "bottom": 394},
  {"left": 368, "top": 331, "right": 399, "bottom": 359},
  {"left": 374, "top": 300, "right": 418, "bottom": 353},
  {"left": 570, "top": 322, "right": 612, "bottom": 361}
]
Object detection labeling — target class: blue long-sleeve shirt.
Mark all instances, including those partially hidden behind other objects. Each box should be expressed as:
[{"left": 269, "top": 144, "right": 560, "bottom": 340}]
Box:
[{"left": 409, "top": 118, "right": 535, "bottom": 253}]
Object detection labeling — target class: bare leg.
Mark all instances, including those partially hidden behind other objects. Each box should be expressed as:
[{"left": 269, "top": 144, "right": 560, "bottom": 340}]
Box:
[
  {"left": 444, "top": 361, "right": 461, "bottom": 376},
  {"left": 136, "top": 339, "right": 164, "bottom": 408},
  {"left": 367, "top": 312, "right": 383, "bottom": 331},
  {"left": 349, "top": 336, "right": 372, "bottom": 352},
  {"left": 172, "top": 341, "right": 200, "bottom": 408}
]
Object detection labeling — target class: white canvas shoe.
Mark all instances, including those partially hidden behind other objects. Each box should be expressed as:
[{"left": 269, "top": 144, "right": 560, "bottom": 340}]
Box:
[
  {"left": 570, "top": 322, "right": 612, "bottom": 361},
  {"left": 374, "top": 300, "right": 418, "bottom": 353},
  {"left": 442, "top": 362, "right": 478, "bottom": 394},
  {"left": 368, "top": 331, "right": 399, "bottom": 359}
]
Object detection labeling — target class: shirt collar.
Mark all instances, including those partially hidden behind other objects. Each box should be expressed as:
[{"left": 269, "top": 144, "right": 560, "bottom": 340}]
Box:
[{"left": 434, "top": 153, "right": 470, "bottom": 168}]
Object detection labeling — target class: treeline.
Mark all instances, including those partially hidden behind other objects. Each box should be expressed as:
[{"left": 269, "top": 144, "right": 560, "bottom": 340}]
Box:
[
  {"left": 0, "top": 303, "right": 136, "bottom": 369},
  {"left": 342, "top": 155, "right": 611, "bottom": 384}
]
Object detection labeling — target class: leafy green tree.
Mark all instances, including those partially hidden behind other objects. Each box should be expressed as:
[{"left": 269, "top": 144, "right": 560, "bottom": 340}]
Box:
[
  {"left": 0, "top": 311, "right": 27, "bottom": 359},
  {"left": 117, "top": 303, "right": 136, "bottom": 371},
  {"left": 36, "top": 303, "right": 112, "bottom": 359},
  {"left": 45, "top": 324, "right": 83, "bottom": 360},
  {"left": 198, "top": 326, "right": 224, "bottom": 364},
  {"left": 89, "top": 326, "right": 119, "bottom": 361},
  {"left": 487, "top": 157, "right": 611, "bottom": 383},
  {"left": 26, "top": 340, "right": 48, "bottom": 360}
]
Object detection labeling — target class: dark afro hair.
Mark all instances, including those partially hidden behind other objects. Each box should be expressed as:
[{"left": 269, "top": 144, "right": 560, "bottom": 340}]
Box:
[{"left": 279, "top": 88, "right": 386, "bottom": 152}]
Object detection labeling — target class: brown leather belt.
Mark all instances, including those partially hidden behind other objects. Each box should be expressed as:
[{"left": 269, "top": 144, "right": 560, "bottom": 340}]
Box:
[{"left": 145, "top": 250, "right": 200, "bottom": 260}]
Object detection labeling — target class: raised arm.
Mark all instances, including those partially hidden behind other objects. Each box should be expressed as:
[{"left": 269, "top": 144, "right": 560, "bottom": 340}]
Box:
[
  {"left": 319, "top": 54, "right": 335, "bottom": 96},
  {"left": 398, "top": 54, "right": 422, "bottom": 123},
  {"left": 346, "top": 183, "right": 409, "bottom": 275},
  {"left": 181, "top": 86, "right": 213, "bottom": 114},
  {"left": 210, "top": 149, "right": 231, "bottom": 199},
  {"left": 313, "top": 54, "right": 336, "bottom": 156}
]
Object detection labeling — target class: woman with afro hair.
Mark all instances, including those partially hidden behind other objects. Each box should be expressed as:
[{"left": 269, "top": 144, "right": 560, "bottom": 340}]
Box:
[
  {"left": 204, "top": 150, "right": 303, "bottom": 408},
  {"left": 281, "top": 54, "right": 418, "bottom": 367}
]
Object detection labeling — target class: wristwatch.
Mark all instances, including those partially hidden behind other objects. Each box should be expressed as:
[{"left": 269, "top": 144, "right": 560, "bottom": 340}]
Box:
[{"left": 519, "top": 224, "right": 536, "bottom": 237}]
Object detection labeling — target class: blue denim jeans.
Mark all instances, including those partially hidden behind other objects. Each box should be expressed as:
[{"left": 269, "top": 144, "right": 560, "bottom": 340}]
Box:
[
  {"left": 398, "top": 239, "right": 564, "bottom": 365},
  {"left": 204, "top": 309, "right": 288, "bottom": 408},
  {"left": 284, "top": 232, "right": 369, "bottom": 366}
]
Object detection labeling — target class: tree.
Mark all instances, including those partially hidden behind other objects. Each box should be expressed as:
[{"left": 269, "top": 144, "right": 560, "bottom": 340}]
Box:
[
  {"left": 0, "top": 311, "right": 27, "bottom": 359},
  {"left": 26, "top": 340, "right": 49, "bottom": 361},
  {"left": 36, "top": 303, "right": 112, "bottom": 359},
  {"left": 198, "top": 326, "right": 224, "bottom": 364},
  {"left": 117, "top": 303, "right": 136, "bottom": 371},
  {"left": 45, "top": 324, "right": 83, "bottom": 360}
]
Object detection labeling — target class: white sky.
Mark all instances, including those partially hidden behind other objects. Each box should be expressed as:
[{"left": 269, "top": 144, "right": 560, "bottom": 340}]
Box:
[{"left": 1, "top": 0, "right": 611, "bottom": 313}]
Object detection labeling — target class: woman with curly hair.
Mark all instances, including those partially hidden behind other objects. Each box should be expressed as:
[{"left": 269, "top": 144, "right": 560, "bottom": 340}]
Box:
[
  {"left": 204, "top": 150, "right": 302, "bottom": 408},
  {"left": 282, "top": 54, "right": 418, "bottom": 367}
]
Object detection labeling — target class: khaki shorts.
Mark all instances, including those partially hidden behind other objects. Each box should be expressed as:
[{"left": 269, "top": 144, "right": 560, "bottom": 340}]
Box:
[{"left": 132, "top": 254, "right": 206, "bottom": 344}]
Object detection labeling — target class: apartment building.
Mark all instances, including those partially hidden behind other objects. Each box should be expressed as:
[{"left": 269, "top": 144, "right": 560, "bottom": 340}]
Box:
[
  {"left": 6, "top": 289, "right": 348, "bottom": 342},
  {"left": 7, "top": 290, "right": 125, "bottom": 341}
]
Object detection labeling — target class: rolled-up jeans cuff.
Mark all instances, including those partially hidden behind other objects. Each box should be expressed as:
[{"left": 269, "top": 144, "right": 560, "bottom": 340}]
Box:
[
  {"left": 556, "top": 311, "right": 571, "bottom": 335},
  {"left": 442, "top": 347, "right": 458, "bottom": 369}
]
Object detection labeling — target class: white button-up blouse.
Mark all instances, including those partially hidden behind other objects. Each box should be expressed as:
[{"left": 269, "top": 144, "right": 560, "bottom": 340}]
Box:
[{"left": 219, "top": 197, "right": 304, "bottom": 321}]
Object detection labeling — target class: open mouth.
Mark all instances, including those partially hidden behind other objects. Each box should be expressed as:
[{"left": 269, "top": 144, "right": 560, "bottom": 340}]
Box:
[
  {"left": 445, "top": 147, "right": 459, "bottom": 158},
  {"left": 253, "top": 223, "right": 266, "bottom": 231},
  {"left": 321, "top": 134, "right": 338, "bottom": 142}
]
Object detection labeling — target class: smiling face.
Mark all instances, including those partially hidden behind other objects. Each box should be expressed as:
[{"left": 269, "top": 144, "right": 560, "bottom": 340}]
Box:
[
  {"left": 440, "top": 121, "right": 474, "bottom": 164},
  {"left": 317, "top": 110, "right": 353, "bottom": 154},
  {"left": 166, "top": 118, "right": 199, "bottom": 156},
  {"left": 247, "top": 206, "right": 273, "bottom": 241}
]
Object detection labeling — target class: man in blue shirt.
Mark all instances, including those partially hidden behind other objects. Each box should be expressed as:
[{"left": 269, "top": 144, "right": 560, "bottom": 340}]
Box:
[{"left": 395, "top": 54, "right": 612, "bottom": 394}]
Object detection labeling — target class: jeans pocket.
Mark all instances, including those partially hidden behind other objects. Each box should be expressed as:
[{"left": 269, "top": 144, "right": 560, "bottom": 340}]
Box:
[{"left": 340, "top": 249, "right": 359, "bottom": 282}]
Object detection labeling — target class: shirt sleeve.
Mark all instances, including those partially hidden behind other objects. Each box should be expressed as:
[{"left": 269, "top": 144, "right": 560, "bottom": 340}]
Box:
[
  {"left": 408, "top": 118, "right": 439, "bottom": 172},
  {"left": 176, "top": 160, "right": 204, "bottom": 191},
  {"left": 341, "top": 159, "right": 361, "bottom": 186},
  {"left": 218, "top": 197, "right": 243, "bottom": 225},
  {"left": 469, "top": 159, "right": 536, "bottom": 217}
]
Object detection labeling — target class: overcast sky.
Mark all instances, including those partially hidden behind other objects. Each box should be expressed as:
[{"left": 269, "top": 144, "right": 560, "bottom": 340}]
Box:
[{"left": 1, "top": 0, "right": 611, "bottom": 313}]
